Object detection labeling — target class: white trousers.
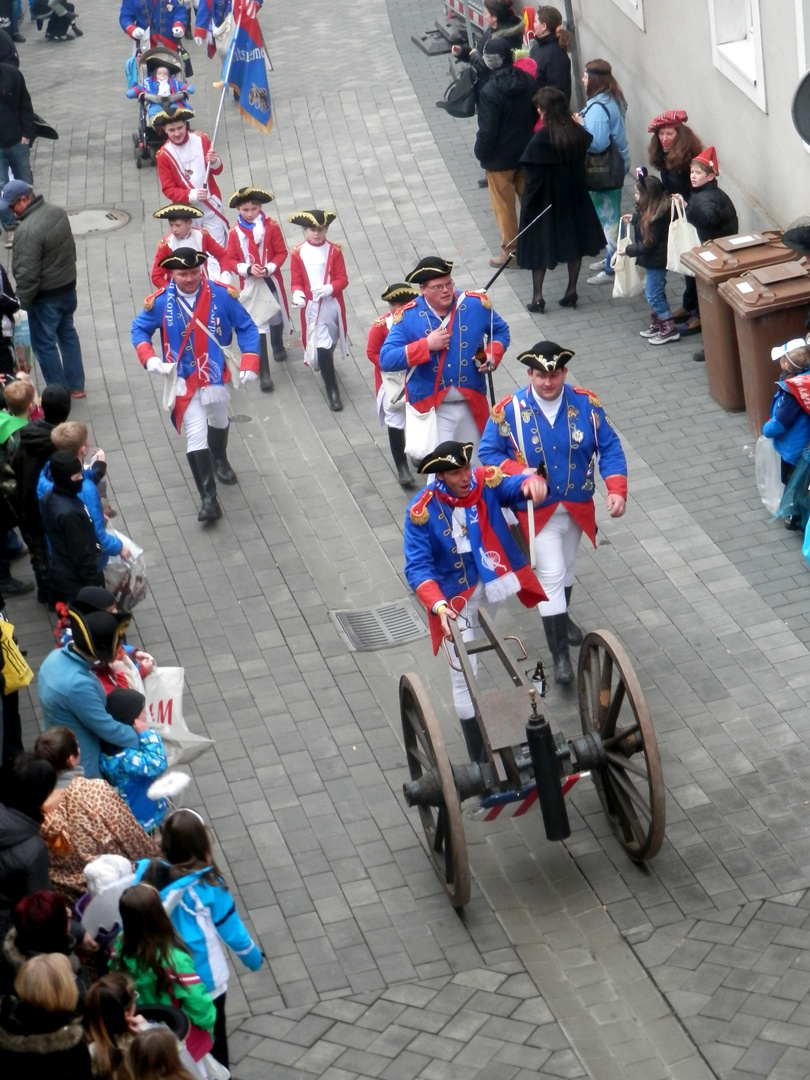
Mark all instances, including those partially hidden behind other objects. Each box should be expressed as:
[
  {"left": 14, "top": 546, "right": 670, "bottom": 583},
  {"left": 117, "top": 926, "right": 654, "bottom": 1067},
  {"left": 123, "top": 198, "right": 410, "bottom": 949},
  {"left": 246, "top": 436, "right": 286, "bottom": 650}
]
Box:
[
  {"left": 445, "top": 583, "right": 493, "bottom": 720},
  {"left": 201, "top": 207, "right": 228, "bottom": 247},
  {"left": 533, "top": 504, "right": 582, "bottom": 616},
  {"left": 183, "top": 388, "right": 230, "bottom": 453},
  {"left": 435, "top": 398, "right": 481, "bottom": 458}
]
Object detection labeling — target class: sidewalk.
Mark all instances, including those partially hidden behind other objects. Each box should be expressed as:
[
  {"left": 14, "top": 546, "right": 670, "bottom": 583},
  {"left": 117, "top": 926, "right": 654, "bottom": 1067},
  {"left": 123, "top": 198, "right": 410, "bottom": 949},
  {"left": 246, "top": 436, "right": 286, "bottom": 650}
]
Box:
[{"left": 4, "top": 1, "right": 810, "bottom": 1078}]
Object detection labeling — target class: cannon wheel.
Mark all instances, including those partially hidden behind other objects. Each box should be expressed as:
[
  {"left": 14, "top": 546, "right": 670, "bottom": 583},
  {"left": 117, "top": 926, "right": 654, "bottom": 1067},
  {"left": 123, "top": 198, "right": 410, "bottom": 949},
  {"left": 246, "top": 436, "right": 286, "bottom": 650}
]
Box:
[
  {"left": 577, "top": 631, "right": 665, "bottom": 861},
  {"left": 400, "top": 674, "right": 470, "bottom": 908}
]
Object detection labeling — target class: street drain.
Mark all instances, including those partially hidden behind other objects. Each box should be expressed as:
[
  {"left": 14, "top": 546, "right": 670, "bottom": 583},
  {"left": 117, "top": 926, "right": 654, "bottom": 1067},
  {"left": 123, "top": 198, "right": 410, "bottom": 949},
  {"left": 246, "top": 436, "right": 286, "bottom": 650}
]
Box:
[
  {"left": 331, "top": 601, "right": 428, "bottom": 652},
  {"left": 68, "top": 208, "right": 130, "bottom": 235},
  {"left": 231, "top": 414, "right": 253, "bottom": 423}
]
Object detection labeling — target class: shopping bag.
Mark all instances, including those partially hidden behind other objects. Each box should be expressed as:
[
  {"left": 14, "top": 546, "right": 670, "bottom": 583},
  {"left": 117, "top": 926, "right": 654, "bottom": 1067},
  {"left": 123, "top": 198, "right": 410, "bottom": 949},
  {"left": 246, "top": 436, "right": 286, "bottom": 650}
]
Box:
[
  {"left": 144, "top": 666, "right": 214, "bottom": 766},
  {"left": 380, "top": 370, "right": 406, "bottom": 412},
  {"left": 104, "top": 532, "right": 148, "bottom": 612},
  {"left": 666, "top": 200, "right": 700, "bottom": 276},
  {"left": 755, "top": 435, "right": 784, "bottom": 515},
  {"left": 436, "top": 61, "right": 476, "bottom": 119},
  {"left": 162, "top": 362, "right": 179, "bottom": 413},
  {"left": 12, "top": 313, "right": 31, "bottom": 376},
  {"left": 404, "top": 403, "right": 439, "bottom": 460},
  {"left": 0, "top": 619, "right": 34, "bottom": 694},
  {"left": 611, "top": 220, "right": 646, "bottom": 299},
  {"left": 239, "top": 276, "right": 281, "bottom": 326}
]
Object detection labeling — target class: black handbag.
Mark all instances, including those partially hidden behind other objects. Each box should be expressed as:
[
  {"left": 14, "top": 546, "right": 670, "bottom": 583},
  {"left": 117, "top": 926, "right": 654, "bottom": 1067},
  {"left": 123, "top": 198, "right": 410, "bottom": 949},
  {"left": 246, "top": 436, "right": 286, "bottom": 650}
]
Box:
[
  {"left": 584, "top": 102, "right": 626, "bottom": 191},
  {"left": 436, "top": 61, "right": 476, "bottom": 119}
]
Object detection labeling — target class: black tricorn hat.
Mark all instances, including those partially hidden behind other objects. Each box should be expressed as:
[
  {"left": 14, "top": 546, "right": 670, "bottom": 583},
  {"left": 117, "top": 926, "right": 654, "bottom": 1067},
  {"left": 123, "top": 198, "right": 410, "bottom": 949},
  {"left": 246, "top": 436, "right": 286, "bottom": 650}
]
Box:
[
  {"left": 418, "top": 440, "right": 474, "bottom": 474},
  {"left": 159, "top": 246, "right": 207, "bottom": 270},
  {"left": 229, "top": 186, "right": 274, "bottom": 208},
  {"left": 287, "top": 209, "right": 336, "bottom": 228},
  {"left": 67, "top": 607, "right": 131, "bottom": 663},
  {"left": 406, "top": 256, "right": 454, "bottom": 285},
  {"left": 153, "top": 105, "right": 195, "bottom": 126},
  {"left": 381, "top": 282, "right": 418, "bottom": 303},
  {"left": 517, "top": 340, "right": 575, "bottom": 373},
  {"left": 145, "top": 53, "right": 182, "bottom": 75},
  {"left": 153, "top": 203, "right": 203, "bottom": 221}
]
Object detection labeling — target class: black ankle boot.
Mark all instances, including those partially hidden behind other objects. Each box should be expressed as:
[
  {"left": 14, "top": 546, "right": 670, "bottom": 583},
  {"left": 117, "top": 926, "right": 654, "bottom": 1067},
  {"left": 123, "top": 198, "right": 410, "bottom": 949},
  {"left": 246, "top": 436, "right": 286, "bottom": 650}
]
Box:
[
  {"left": 542, "top": 614, "right": 574, "bottom": 685},
  {"left": 460, "top": 717, "right": 487, "bottom": 764},
  {"left": 207, "top": 425, "right": 238, "bottom": 485},
  {"left": 564, "top": 586, "right": 583, "bottom": 646},
  {"left": 318, "top": 349, "right": 343, "bottom": 411},
  {"left": 258, "top": 335, "right": 274, "bottom": 392},
  {"left": 388, "top": 427, "right": 414, "bottom": 488},
  {"left": 187, "top": 450, "right": 222, "bottom": 522},
  {"left": 269, "top": 322, "right": 288, "bottom": 362}
]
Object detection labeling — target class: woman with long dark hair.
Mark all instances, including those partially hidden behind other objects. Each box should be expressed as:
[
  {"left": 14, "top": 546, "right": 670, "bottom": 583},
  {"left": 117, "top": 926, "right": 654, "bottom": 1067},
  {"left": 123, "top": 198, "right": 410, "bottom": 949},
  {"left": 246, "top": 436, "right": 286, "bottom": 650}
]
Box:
[
  {"left": 84, "top": 973, "right": 142, "bottom": 1080},
  {"left": 517, "top": 87, "right": 604, "bottom": 311},
  {"left": 579, "top": 59, "right": 630, "bottom": 285}
]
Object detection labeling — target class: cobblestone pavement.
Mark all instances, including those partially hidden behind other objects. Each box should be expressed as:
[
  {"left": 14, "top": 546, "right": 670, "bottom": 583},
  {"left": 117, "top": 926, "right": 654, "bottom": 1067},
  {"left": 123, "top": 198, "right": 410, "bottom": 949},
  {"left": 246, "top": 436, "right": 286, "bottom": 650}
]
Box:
[{"left": 4, "top": 1, "right": 810, "bottom": 1078}]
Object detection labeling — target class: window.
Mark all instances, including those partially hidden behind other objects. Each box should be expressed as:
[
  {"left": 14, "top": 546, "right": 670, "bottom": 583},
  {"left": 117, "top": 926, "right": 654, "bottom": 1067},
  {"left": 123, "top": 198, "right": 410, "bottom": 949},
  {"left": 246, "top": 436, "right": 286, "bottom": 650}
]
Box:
[
  {"left": 609, "top": 0, "right": 644, "bottom": 31},
  {"left": 708, "top": 0, "right": 766, "bottom": 110}
]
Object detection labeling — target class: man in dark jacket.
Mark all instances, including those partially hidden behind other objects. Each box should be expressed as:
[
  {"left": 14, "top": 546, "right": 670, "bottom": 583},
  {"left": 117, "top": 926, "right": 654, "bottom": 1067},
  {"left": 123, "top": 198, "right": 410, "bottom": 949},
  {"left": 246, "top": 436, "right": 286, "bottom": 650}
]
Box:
[
  {"left": 0, "top": 180, "right": 85, "bottom": 396},
  {"left": 14, "top": 384, "right": 71, "bottom": 603},
  {"left": 0, "top": 64, "right": 34, "bottom": 246},
  {"left": 0, "top": 754, "right": 56, "bottom": 941},
  {"left": 39, "top": 451, "right": 102, "bottom": 604},
  {"left": 474, "top": 37, "right": 537, "bottom": 268}
]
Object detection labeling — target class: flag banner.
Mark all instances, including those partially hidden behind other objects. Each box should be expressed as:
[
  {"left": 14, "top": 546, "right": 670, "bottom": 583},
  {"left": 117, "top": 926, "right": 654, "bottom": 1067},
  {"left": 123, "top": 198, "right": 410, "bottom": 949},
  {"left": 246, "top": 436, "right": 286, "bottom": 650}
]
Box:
[{"left": 226, "top": 0, "right": 273, "bottom": 134}]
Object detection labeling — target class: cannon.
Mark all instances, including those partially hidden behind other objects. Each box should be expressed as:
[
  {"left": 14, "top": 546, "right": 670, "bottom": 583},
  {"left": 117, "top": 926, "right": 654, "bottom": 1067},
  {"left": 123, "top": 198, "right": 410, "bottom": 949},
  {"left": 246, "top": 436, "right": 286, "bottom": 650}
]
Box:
[{"left": 400, "top": 610, "right": 665, "bottom": 908}]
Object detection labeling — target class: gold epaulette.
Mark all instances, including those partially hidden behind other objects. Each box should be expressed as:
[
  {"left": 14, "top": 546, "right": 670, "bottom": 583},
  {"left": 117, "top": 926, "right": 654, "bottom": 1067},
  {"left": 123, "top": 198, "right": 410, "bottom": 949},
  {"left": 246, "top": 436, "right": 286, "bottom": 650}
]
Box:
[
  {"left": 466, "top": 289, "right": 492, "bottom": 309},
  {"left": 372, "top": 314, "right": 387, "bottom": 328},
  {"left": 144, "top": 287, "right": 165, "bottom": 311},
  {"left": 392, "top": 298, "right": 417, "bottom": 324},
  {"left": 409, "top": 489, "right": 434, "bottom": 524},
  {"left": 226, "top": 285, "right": 240, "bottom": 299},
  {"left": 572, "top": 385, "right": 602, "bottom": 408},
  {"left": 491, "top": 393, "right": 512, "bottom": 425},
  {"left": 483, "top": 465, "right": 504, "bottom": 488}
]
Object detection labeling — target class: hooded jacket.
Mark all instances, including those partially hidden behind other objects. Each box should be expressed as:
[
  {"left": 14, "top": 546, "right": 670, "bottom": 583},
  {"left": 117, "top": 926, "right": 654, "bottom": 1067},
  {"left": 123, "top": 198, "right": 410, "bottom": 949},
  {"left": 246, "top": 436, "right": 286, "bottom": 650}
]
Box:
[
  {"left": 0, "top": 804, "right": 50, "bottom": 943},
  {"left": 0, "top": 997, "right": 91, "bottom": 1080},
  {"left": 474, "top": 64, "right": 537, "bottom": 172}
]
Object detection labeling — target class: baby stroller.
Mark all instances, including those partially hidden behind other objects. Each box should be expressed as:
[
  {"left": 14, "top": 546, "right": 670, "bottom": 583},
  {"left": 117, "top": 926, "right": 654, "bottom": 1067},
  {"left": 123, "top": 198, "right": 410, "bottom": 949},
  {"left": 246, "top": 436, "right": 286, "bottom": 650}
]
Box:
[{"left": 130, "top": 46, "right": 193, "bottom": 169}]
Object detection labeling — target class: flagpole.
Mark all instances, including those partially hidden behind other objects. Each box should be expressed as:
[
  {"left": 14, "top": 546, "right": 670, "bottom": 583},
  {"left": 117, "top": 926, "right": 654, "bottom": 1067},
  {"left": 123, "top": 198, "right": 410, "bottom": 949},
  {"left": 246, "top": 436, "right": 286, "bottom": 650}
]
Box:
[{"left": 203, "top": 2, "right": 243, "bottom": 186}]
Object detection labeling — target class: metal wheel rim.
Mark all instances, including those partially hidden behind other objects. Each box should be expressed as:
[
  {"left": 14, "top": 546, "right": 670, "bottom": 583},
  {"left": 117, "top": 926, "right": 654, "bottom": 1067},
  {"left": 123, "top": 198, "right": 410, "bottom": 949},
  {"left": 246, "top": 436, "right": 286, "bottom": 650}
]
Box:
[
  {"left": 400, "top": 673, "right": 470, "bottom": 907},
  {"left": 577, "top": 631, "right": 665, "bottom": 861}
]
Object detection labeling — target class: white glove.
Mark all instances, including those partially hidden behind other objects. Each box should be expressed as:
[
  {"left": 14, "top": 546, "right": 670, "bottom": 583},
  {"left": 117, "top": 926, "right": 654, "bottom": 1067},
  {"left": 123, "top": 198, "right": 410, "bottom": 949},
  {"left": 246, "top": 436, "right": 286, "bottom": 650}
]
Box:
[
  {"left": 266, "top": 262, "right": 277, "bottom": 275},
  {"left": 172, "top": 24, "right": 184, "bottom": 36},
  {"left": 187, "top": 188, "right": 199, "bottom": 201},
  {"left": 146, "top": 357, "right": 174, "bottom": 375},
  {"left": 240, "top": 370, "right": 258, "bottom": 384},
  {"left": 194, "top": 35, "right": 205, "bottom": 46},
  {"left": 312, "top": 284, "right": 333, "bottom": 300},
  {"left": 131, "top": 26, "right": 147, "bottom": 39},
  {"left": 292, "top": 290, "right": 306, "bottom": 307}
]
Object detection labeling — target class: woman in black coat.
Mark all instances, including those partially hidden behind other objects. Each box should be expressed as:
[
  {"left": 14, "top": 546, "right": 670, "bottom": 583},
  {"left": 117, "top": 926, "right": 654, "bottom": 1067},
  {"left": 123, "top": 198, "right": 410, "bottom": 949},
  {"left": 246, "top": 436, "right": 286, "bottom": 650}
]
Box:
[
  {"left": 517, "top": 87, "right": 604, "bottom": 311},
  {"left": 529, "top": 5, "right": 572, "bottom": 100}
]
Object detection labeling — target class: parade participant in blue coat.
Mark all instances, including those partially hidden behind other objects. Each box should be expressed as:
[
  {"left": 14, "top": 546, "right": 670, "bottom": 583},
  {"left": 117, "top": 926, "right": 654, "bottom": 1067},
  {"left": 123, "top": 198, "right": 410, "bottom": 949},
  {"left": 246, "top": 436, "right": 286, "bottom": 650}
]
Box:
[
  {"left": 119, "top": 0, "right": 187, "bottom": 51},
  {"left": 404, "top": 440, "right": 547, "bottom": 762},
  {"left": 131, "top": 248, "right": 260, "bottom": 524},
  {"left": 193, "top": 0, "right": 262, "bottom": 58},
  {"left": 479, "top": 341, "right": 627, "bottom": 683},
  {"left": 379, "top": 257, "right": 509, "bottom": 454}
]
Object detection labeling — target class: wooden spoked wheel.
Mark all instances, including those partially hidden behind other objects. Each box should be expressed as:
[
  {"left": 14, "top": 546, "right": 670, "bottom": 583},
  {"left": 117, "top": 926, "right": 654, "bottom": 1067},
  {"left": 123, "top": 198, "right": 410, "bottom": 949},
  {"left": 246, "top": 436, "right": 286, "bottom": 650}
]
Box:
[
  {"left": 400, "top": 674, "right": 471, "bottom": 908},
  {"left": 577, "top": 631, "right": 665, "bottom": 861}
]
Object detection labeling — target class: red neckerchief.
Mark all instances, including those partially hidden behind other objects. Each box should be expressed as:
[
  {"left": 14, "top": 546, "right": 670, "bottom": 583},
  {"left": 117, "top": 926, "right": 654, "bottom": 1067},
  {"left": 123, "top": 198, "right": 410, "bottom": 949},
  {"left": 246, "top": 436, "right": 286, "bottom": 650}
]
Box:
[
  {"left": 433, "top": 475, "right": 482, "bottom": 509},
  {"left": 237, "top": 212, "right": 264, "bottom": 264},
  {"left": 785, "top": 372, "right": 810, "bottom": 416}
]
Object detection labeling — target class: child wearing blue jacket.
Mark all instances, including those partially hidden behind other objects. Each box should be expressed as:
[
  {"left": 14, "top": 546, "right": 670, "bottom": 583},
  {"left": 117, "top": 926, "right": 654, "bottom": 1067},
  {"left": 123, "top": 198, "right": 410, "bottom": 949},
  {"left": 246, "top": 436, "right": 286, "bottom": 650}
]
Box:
[
  {"left": 763, "top": 338, "right": 810, "bottom": 485},
  {"left": 133, "top": 809, "right": 263, "bottom": 1068},
  {"left": 100, "top": 688, "right": 168, "bottom": 833}
]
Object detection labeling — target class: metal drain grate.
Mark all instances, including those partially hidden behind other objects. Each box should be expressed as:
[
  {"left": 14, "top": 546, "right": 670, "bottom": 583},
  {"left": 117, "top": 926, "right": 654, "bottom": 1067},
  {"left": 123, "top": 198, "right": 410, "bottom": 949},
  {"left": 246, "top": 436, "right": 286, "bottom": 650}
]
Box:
[
  {"left": 331, "top": 601, "right": 428, "bottom": 652},
  {"left": 68, "top": 208, "right": 130, "bottom": 236}
]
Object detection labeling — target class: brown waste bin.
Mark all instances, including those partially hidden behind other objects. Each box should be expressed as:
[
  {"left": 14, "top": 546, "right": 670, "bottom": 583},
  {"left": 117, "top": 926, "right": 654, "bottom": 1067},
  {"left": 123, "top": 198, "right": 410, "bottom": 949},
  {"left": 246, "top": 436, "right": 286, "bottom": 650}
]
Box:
[
  {"left": 718, "top": 261, "right": 810, "bottom": 435},
  {"left": 681, "top": 231, "right": 795, "bottom": 412}
]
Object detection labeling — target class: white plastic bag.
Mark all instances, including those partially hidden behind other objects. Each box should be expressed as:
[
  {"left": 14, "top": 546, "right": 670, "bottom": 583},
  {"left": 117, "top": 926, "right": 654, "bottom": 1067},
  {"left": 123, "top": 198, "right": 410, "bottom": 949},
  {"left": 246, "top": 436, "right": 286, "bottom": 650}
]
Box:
[
  {"left": 666, "top": 199, "right": 700, "bottom": 276},
  {"left": 611, "top": 219, "right": 646, "bottom": 299},
  {"left": 144, "top": 666, "right": 214, "bottom": 766},
  {"left": 755, "top": 435, "right": 784, "bottom": 514},
  {"left": 104, "top": 531, "right": 148, "bottom": 612}
]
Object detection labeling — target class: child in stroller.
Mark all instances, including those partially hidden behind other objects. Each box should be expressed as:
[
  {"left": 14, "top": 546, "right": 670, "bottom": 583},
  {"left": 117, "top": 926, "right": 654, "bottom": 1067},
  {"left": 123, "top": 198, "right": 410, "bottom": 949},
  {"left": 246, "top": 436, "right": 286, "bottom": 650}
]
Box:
[
  {"left": 127, "top": 56, "right": 194, "bottom": 124},
  {"left": 129, "top": 48, "right": 194, "bottom": 167}
]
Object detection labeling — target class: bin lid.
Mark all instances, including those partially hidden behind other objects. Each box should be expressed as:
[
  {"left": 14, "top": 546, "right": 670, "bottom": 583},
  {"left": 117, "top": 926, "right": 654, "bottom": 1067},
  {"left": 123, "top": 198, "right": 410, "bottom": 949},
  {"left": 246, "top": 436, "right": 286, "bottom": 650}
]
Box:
[
  {"left": 749, "top": 260, "right": 807, "bottom": 284},
  {"left": 680, "top": 234, "right": 796, "bottom": 283},
  {"left": 718, "top": 262, "right": 810, "bottom": 317}
]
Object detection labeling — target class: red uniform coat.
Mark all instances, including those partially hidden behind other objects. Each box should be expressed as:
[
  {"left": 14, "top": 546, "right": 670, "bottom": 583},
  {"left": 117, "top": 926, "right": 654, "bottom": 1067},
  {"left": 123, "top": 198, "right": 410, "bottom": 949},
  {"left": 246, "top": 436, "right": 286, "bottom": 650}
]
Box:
[
  {"left": 366, "top": 313, "right": 389, "bottom": 395},
  {"left": 155, "top": 132, "right": 228, "bottom": 231},
  {"left": 226, "top": 214, "right": 290, "bottom": 319},
  {"left": 151, "top": 227, "right": 234, "bottom": 289},
  {"left": 289, "top": 241, "right": 348, "bottom": 347}
]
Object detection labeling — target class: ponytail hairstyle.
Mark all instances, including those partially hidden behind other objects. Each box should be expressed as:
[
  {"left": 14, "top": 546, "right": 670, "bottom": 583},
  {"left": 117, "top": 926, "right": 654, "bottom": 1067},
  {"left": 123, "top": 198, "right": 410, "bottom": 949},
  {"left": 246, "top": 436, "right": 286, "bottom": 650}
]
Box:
[
  {"left": 160, "top": 808, "right": 224, "bottom": 888},
  {"left": 535, "top": 6, "right": 571, "bottom": 52},
  {"left": 634, "top": 172, "right": 669, "bottom": 246},
  {"left": 584, "top": 59, "right": 626, "bottom": 108},
  {"left": 85, "top": 973, "right": 137, "bottom": 1080}
]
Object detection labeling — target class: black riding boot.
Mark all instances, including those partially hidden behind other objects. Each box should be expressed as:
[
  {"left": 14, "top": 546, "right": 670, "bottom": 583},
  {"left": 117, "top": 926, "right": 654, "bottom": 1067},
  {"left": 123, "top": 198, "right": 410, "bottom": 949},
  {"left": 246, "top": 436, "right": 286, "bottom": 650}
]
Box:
[
  {"left": 207, "top": 425, "right": 238, "bottom": 485},
  {"left": 388, "top": 426, "right": 414, "bottom": 488},
  {"left": 269, "top": 322, "right": 288, "bottom": 362},
  {"left": 318, "top": 348, "right": 343, "bottom": 411},
  {"left": 258, "top": 335, "right": 274, "bottom": 393},
  {"left": 542, "top": 613, "right": 574, "bottom": 685},
  {"left": 187, "top": 450, "right": 222, "bottom": 523},
  {"left": 564, "top": 586, "right": 583, "bottom": 646},
  {"left": 460, "top": 717, "right": 487, "bottom": 764}
]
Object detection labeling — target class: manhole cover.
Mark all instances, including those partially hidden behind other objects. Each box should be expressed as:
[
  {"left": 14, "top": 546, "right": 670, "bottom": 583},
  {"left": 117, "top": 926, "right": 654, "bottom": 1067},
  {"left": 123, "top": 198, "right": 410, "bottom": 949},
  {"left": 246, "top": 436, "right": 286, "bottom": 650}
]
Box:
[
  {"left": 230, "top": 414, "right": 253, "bottom": 423},
  {"left": 331, "top": 601, "right": 428, "bottom": 652},
  {"left": 68, "top": 208, "right": 130, "bottom": 236}
]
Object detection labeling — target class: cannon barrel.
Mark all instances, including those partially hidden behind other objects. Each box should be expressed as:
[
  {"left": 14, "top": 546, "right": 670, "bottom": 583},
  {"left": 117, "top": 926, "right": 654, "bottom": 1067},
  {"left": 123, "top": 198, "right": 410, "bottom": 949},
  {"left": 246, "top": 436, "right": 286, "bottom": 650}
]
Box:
[
  {"left": 403, "top": 761, "right": 492, "bottom": 808},
  {"left": 525, "top": 713, "right": 571, "bottom": 841}
]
